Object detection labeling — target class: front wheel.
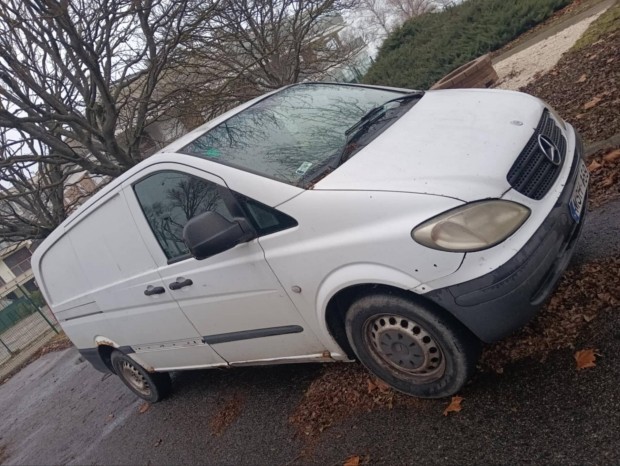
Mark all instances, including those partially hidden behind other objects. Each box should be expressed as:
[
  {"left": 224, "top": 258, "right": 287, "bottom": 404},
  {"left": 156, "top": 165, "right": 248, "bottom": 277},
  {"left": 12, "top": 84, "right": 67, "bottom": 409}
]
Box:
[
  {"left": 345, "top": 292, "right": 481, "bottom": 398},
  {"left": 111, "top": 351, "right": 172, "bottom": 402}
]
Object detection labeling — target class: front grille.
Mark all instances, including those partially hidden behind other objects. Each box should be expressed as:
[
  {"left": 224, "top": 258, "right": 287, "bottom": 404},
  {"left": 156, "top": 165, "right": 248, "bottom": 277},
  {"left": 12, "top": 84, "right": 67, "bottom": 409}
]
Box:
[{"left": 507, "top": 110, "right": 567, "bottom": 200}]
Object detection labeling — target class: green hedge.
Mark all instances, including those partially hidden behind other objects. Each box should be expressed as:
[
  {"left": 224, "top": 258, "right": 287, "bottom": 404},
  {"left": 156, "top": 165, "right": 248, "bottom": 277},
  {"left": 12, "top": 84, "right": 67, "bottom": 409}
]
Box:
[{"left": 363, "top": 0, "right": 572, "bottom": 89}]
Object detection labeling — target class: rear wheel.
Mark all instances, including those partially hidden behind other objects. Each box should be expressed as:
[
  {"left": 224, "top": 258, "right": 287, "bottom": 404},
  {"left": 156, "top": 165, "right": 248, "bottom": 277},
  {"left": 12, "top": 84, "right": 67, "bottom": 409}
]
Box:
[
  {"left": 345, "top": 292, "right": 480, "bottom": 398},
  {"left": 111, "top": 351, "right": 171, "bottom": 402}
]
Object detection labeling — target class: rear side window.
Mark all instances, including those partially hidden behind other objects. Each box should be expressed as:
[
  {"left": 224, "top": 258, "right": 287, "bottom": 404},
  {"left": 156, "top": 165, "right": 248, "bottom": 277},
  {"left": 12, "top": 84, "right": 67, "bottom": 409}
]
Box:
[{"left": 134, "top": 171, "right": 233, "bottom": 260}]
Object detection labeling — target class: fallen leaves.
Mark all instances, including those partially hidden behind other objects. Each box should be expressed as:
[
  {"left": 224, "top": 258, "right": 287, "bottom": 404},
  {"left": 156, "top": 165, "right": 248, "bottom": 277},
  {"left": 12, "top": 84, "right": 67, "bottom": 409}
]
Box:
[
  {"left": 138, "top": 402, "right": 151, "bottom": 414},
  {"left": 582, "top": 95, "right": 603, "bottom": 110},
  {"left": 574, "top": 349, "right": 599, "bottom": 370},
  {"left": 343, "top": 455, "right": 362, "bottom": 466},
  {"left": 601, "top": 174, "right": 616, "bottom": 188},
  {"left": 585, "top": 146, "right": 620, "bottom": 208},
  {"left": 587, "top": 159, "right": 602, "bottom": 172},
  {"left": 521, "top": 29, "right": 620, "bottom": 142},
  {"left": 289, "top": 364, "right": 421, "bottom": 448},
  {"left": 36, "top": 333, "right": 73, "bottom": 357},
  {"left": 480, "top": 257, "right": 620, "bottom": 373},
  {"left": 209, "top": 392, "right": 244, "bottom": 437},
  {"left": 367, "top": 378, "right": 390, "bottom": 394},
  {"left": 443, "top": 396, "right": 464, "bottom": 416},
  {"left": 603, "top": 149, "right": 620, "bottom": 163}
]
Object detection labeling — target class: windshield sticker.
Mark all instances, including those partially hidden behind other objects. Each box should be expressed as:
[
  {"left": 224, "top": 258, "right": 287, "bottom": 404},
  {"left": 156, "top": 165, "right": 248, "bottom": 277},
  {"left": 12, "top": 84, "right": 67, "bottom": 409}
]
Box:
[
  {"left": 204, "top": 147, "right": 221, "bottom": 158},
  {"left": 296, "top": 161, "right": 313, "bottom": 175}
]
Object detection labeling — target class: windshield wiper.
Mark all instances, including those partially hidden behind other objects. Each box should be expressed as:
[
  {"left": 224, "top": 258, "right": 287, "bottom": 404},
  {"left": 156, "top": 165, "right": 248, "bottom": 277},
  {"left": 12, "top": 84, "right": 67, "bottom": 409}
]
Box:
[
  {"left": 344, "top": 92, "right": 424, "bottom": 138},
  {"left": 332, "top": 91, "right": 424, "bottom": 168},
  {"left": 301, "top": 91, "right": 424, "bottom": 188}
]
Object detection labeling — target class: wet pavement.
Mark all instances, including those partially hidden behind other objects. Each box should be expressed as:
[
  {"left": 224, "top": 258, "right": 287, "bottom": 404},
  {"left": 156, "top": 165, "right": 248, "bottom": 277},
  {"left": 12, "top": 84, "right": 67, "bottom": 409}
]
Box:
[{"left": 1, "top": 201, "right": 619, "bottom": 465}]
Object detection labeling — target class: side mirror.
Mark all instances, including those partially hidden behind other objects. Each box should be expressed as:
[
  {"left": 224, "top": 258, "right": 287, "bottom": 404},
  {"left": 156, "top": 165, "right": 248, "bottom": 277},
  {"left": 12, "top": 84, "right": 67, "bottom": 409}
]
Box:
[{"left": 183, "top": 212, "right": 255, "bottom": 260}]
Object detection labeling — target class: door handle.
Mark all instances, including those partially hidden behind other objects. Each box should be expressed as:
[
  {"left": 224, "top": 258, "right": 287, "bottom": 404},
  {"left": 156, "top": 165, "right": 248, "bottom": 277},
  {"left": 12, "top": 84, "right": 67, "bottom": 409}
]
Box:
[
  {"left": 169, "top": 277, "right": 193, "bottom": 290},
  {"left": 144, "top": 285, "right": 165, "bottom": 296}
]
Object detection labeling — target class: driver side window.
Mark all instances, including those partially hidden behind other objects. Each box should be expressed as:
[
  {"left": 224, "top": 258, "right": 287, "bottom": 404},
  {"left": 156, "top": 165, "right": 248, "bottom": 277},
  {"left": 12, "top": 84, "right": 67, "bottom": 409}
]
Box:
[{"left": 134, "top": 171, "right": 233, "bottom": 260}]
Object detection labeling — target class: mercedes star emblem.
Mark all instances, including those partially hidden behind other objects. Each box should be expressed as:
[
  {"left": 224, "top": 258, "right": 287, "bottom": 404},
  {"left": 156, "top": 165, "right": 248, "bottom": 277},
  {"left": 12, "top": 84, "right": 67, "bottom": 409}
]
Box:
[{"left": 538, "top": 134, "right": 561, "bottom": 166}]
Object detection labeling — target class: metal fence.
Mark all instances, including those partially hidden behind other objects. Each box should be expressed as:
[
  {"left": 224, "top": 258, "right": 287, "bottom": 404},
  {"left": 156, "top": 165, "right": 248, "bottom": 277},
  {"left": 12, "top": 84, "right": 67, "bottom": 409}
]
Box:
[{"left": 0, "top": 280, "right": 60, "bottom": 381}]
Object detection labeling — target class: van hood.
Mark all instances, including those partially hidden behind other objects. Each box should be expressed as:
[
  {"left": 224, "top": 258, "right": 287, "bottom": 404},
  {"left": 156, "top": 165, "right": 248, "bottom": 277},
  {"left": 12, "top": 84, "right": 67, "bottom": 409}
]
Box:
[{"left": 314, "top": 89, "right": 547, "bottom": 202}]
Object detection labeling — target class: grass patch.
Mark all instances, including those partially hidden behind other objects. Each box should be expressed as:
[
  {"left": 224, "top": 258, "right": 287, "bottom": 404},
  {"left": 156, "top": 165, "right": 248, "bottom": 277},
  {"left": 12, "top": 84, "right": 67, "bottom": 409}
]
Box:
[{"left": 572, "top": 1, "right": 620, "bottom": 50}]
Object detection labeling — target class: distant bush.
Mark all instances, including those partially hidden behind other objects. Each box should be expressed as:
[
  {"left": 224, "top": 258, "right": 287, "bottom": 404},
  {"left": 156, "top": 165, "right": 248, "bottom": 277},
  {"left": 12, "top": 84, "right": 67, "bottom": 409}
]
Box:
[{"left": 363, "top": 0, "right": 572, "bottom": 89}]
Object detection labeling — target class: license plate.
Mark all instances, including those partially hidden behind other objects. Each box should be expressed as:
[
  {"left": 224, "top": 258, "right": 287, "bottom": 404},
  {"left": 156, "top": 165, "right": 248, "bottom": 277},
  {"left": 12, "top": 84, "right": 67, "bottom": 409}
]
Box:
[{"left": 569, "top": 159, "right": 589, "bottom": 223}]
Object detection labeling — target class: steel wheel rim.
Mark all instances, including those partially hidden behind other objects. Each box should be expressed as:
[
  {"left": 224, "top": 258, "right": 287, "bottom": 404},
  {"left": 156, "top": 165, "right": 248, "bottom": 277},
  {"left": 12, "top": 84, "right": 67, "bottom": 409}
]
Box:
[
  {"left": 120, "top": 360, "right": 151, "bottom": 397},
  {"left": 364, "top": 314, "right": 446, "bottom": 383}
]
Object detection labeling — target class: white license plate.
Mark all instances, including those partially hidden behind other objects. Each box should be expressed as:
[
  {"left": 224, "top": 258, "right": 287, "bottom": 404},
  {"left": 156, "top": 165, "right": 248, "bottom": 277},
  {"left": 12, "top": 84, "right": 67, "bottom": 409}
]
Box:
[{"left": 569, "top": 160, "right": 589, "bottom": 223}]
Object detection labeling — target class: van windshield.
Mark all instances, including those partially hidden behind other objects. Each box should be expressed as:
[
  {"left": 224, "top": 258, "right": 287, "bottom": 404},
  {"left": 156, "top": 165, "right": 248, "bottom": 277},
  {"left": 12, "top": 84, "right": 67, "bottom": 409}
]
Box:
[{"left": 179, "top": 84, "right": 405, "bottom": 187}]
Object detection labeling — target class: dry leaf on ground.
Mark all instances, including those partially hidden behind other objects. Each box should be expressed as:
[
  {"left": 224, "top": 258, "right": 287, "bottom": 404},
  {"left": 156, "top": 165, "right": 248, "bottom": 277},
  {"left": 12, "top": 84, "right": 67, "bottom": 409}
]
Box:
[
  {"left": 375, "top": 378, "right": 390, "bottom": 393},
  {"left": 602, "top": 174, "right": 616, "bottom": 187},
  {"left": 603, "top": 149, "right": 620, "bottom": 162},
  {"left": 138, "top": 402, "right": 150, "bottom": 414},
  {"left": 289, "top": 363, "right": 421, "bottom": 453},
  {"left": 583, "top": 95, "right": 603, "bottom": 110},
  {"left": 37, "top": 333, "right": 73, "bottom": 357},
  {"left": 343, "top": 455, "right": 361, "bottom": 466},
  {"left": 153, "top": 438, "right": 163, "bottom": 447},
  {"left": 443, "top": 396, "right": 463, "bottom": 416},
  {"left": 587, "top": 159, "right": 602, "bottom": 172},
  {"left": 574, "top": 349, "right": 598, "bottom": 370},
  {"left": 367, "top": 379, "right": 377, "bottom": 393},
  {"left": 521, "top": 30, "right": 620, "bottom": 142},
  {"left": 209, "top": 392, "right": 244, "bottom": 436},
  {"left": 584, "top": 147, "right": 620, "bottom": 208},
  {"left": 480, "top": 257, "right": 620, "bottom": 372},
  {"left": 576, "top": 74, "right": 587, "bottom": 83}
]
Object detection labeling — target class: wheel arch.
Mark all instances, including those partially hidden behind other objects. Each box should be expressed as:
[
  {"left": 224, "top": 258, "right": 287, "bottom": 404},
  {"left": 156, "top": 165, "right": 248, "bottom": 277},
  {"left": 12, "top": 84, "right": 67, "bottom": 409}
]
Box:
[
  {"left": 316, "top": 264, "right": 422, "bottom": 358},
  {"left": 323, "top": 283, "right": 469, "bottom": 360},
  {"left": 97, "top": 344, "right": 116, "bottom": 373},
  {"left": 93, "top": 336, "right": 136, "bottom": 374}
]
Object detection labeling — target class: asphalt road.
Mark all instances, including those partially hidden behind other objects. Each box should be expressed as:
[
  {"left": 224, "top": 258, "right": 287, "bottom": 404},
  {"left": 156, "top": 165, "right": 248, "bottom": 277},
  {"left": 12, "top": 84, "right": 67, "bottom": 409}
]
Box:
[{"left": 1, "top": 200, "right": 619, "bottom": 466}]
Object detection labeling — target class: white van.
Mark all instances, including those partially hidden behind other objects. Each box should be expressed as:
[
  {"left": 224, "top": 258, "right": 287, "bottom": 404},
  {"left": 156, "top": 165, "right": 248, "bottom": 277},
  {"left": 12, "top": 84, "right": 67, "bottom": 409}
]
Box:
[{"left": 32, "top": 83, "right": 588, "bottom": 402}]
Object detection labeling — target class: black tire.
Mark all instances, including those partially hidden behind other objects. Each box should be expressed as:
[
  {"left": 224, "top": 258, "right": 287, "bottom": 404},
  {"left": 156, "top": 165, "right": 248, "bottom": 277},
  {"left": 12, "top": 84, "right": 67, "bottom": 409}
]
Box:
[
  {"left": 345, "top": 292, "right": 481, "bottom": 398},
  {"left": 111, "top": 351, "right": 172, "bottom": 403}
]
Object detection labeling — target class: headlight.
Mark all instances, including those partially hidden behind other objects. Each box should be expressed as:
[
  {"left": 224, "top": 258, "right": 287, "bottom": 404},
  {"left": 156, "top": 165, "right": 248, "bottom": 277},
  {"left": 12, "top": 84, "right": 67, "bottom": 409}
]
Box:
[{"left": 412, "top": 200, "right": 530, "bottom": 252}]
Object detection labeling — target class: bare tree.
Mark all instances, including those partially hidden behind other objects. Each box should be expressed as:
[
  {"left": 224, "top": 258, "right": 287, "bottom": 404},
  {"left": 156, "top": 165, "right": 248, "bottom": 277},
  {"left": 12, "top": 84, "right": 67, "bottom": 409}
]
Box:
[
  {"left": 0, "top": 129, "right": 94, "bottom": 240},
  {"left": 355, "top": 0, "right": 446, "bottom": 44},
  {"left": 0, "top": 0, "right": 221, "bottom": 178},
  {"left": 0, "top": 0, "right": 363, "bottom": 242},
  {"left": 183, "top": 0, "right": 364, "bottom": 116}
]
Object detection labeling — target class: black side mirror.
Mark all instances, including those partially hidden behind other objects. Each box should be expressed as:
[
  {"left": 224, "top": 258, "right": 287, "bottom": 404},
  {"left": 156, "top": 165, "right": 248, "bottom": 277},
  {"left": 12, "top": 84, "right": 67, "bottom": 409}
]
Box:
[{"left": 183, "top": 212, "right": 255, "bottom": 260}]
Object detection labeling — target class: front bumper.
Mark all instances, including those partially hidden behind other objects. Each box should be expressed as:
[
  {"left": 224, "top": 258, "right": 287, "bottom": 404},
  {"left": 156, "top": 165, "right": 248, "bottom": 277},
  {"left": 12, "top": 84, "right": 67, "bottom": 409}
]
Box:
[{"left": 425, "top": 137, "right": 586, "bottom": 342}]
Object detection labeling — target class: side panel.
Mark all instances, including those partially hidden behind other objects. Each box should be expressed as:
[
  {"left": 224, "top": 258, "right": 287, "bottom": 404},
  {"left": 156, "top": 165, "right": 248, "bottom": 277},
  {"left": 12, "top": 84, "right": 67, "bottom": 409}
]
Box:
[{"left": 38, "top": 189, "right": 226, "bottom": 369}]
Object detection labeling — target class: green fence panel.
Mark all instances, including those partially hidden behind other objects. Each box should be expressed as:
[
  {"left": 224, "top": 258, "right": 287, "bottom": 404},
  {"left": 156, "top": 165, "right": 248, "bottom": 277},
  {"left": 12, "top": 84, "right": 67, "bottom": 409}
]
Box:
[{"left": 0, "top": 298, "right": 38, "bottom": 333}]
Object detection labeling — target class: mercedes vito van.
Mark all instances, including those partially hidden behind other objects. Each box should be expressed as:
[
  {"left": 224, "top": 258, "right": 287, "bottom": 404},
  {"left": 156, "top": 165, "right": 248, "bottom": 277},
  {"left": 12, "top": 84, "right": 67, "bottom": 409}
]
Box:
[{"left": 32, "top": 83, "right": 588, "bottom": 401}]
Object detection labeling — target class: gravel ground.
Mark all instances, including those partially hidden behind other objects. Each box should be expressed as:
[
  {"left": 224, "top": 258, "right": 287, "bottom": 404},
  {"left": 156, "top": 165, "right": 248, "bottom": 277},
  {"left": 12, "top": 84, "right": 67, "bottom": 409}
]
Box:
[{"left": 493, "top": 8, "right": 608, "bottom": 90}]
